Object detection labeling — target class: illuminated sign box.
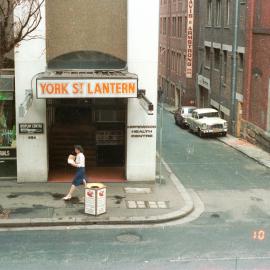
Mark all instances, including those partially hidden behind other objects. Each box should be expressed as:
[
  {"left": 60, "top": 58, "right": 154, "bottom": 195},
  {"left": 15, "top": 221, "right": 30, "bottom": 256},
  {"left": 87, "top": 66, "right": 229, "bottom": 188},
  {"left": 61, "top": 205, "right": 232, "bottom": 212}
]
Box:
[{"left": 36, "top": 78, "right": 138, "bottom": 98}]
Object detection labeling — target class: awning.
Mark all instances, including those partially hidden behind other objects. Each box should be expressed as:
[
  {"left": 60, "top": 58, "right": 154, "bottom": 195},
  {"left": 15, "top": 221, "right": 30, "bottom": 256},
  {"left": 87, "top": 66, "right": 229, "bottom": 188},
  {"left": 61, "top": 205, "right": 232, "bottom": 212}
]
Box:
[{"left": 36, "top": 70, "right": 138, "bottom": 99}]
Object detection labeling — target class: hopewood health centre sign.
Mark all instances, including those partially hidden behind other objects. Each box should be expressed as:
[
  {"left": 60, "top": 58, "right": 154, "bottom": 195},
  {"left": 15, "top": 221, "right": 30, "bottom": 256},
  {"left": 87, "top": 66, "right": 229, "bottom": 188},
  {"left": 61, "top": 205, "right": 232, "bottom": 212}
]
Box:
[{"left": 36, "top": 78, "right": 138, "bottom": 98}]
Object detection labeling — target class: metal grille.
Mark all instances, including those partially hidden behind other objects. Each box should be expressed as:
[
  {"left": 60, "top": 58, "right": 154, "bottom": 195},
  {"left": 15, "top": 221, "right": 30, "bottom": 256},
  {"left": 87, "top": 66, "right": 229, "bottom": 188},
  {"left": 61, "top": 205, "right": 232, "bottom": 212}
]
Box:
[{"left": 211, "top": 124, "right": 223, "bottom": 129}]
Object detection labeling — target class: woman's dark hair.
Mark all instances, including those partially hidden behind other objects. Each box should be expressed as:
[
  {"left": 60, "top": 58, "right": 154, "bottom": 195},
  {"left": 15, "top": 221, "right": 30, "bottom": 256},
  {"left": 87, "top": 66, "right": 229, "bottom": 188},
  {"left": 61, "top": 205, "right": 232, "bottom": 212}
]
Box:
[{"left": 74, "top": 145, "right": 84, "bottom": 153}]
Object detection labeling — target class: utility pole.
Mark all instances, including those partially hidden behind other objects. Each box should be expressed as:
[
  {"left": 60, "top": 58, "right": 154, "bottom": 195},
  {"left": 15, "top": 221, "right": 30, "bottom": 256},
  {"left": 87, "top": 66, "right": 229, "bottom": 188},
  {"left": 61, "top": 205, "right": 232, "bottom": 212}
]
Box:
[{"left": 230, "top": 0, "right": 240, "bottom": 136}]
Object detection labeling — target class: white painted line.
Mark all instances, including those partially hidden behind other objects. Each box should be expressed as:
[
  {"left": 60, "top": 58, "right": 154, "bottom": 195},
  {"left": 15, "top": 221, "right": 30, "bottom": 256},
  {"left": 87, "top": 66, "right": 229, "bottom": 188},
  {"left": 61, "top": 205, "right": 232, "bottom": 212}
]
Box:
[
  {"left": 157, "top": 201, "right": 167, "bottom": 209},
  {"left": 124, "top": 187, "right": 152, "bottom": 194},
  {"left": 127, "top": 201, "right": 137, "bottom": 209}
]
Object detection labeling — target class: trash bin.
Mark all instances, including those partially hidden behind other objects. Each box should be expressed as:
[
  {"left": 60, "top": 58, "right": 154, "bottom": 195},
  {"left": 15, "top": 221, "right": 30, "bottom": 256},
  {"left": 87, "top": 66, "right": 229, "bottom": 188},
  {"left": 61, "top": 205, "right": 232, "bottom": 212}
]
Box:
[{"left": 85, "top": 183, "right": 106, "bottom": 215}]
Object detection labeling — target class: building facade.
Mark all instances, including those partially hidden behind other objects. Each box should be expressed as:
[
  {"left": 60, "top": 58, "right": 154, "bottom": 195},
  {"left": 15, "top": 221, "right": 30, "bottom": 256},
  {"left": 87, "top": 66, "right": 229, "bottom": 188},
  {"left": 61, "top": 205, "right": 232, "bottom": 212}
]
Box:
[
  {"left": 242, "top": 0, "right": 270, "bottom": 152},
  {"left": 197, "top": 0, "right": 246, "bottom": 135},
  {"left": 0, "top": 0, "right": 160, "bottom": 182},
  {"left": 159, "top": 0, "right": 198, "bottom": 108}
]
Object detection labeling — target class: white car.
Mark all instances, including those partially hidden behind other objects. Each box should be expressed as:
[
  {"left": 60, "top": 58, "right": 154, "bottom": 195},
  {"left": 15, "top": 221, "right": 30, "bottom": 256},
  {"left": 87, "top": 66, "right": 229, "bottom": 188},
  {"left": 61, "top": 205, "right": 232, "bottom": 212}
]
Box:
[
  {"left": 174, "top": 106, "right": 196, "bottom": 128},
  {"left": 187, "top": 108, "right": 228, "bottom": 137}
]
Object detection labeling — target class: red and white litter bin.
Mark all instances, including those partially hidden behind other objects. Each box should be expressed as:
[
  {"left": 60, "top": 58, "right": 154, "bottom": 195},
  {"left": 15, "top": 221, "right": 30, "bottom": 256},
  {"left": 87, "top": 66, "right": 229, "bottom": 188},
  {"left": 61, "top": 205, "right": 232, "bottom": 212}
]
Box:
[{"left": 85, "top": 183, "right": 107, "bottom": 215}]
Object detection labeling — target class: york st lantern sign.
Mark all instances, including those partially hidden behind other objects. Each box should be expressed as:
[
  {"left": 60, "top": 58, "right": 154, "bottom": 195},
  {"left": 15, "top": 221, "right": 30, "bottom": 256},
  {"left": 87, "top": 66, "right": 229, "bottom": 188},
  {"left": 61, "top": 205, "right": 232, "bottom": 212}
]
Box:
[{"left": 36, "top": 78, "right": 138, "bottom": 98}]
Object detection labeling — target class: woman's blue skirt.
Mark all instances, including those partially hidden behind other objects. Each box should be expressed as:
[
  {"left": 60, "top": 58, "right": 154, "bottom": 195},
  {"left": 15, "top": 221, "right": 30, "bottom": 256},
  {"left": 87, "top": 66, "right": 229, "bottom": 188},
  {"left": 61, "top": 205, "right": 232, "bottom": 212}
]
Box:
[{"left": 72, "top": 167, "right": 86, "bottom": 186}]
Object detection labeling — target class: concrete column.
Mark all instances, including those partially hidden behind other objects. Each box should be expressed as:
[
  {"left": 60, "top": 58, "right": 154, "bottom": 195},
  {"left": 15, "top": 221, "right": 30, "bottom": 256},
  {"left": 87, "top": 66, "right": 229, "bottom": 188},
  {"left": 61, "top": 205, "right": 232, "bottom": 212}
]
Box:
[
  {"left": 14, "top": 1, "right": 48, "bottom": 182},
  {"left": 126, "top": 0, "right": 159, "bottom": 181}
]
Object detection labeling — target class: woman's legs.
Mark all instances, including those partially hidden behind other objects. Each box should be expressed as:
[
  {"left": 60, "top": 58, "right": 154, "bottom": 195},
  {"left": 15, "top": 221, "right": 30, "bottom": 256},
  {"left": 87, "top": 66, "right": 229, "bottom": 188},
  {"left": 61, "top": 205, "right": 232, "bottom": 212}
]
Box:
[{"left": 63, "top": 184, "right": 77, "bottom": 200}]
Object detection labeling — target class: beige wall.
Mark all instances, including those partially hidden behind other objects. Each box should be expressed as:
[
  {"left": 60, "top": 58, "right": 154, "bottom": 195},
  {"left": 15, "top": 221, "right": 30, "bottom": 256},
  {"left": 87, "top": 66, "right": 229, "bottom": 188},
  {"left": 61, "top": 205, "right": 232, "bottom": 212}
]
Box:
[{"left": 46, "top": 0, "right": 127, "bottom": 62}]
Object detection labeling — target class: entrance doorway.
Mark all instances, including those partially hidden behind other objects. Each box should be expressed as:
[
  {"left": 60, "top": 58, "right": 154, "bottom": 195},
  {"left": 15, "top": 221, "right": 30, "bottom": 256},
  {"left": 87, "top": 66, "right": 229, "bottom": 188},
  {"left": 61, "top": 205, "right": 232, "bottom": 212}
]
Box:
[
  {"left": 199, "top": 86, "right": 209, "bottom": 108},
  {"left": 47, "top": 98, "right": 127, "bottom": 182}
]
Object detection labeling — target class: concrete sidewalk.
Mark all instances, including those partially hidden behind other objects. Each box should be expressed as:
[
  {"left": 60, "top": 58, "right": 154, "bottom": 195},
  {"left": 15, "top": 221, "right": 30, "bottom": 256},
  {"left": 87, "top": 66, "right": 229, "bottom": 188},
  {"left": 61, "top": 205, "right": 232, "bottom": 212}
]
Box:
[
  {"left": 160, "top": 103, "right": 270, "bottom": 169},
  {"left": 0, "top": 158, "right": 194, "bottom": 228}
]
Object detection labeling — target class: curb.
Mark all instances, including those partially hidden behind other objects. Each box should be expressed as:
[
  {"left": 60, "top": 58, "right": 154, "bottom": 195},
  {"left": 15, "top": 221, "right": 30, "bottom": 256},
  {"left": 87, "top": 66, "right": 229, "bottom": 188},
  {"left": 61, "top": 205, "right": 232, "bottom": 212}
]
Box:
[
  {"left": 0, "top": 157, "right": 194, "bottom": 228},
  {"left": 217, "top": 137, "right": 270, "bottom": 169},
  {"left": 161, "top": 103, "right": 270, "bottom": 170}
]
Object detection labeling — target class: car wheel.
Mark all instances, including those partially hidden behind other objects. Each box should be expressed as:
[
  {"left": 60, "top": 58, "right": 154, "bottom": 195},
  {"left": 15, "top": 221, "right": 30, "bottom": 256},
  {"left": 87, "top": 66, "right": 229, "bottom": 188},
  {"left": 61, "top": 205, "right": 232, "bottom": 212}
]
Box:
[
  {"left": 198, "top": 129, "right": 204, "bottom": 138},
  {"left": 222, "top": 132, "right": 227, "bottom": 137}
]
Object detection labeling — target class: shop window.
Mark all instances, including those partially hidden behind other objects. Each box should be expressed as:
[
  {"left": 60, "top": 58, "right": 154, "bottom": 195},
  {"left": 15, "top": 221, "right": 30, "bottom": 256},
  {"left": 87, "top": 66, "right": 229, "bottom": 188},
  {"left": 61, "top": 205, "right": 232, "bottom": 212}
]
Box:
[
  {"left": 0, "top": 72, "right": 16, "bottom": 179},
  {"left": 0, "top": 74, "right": 16, "bottom": 148}
]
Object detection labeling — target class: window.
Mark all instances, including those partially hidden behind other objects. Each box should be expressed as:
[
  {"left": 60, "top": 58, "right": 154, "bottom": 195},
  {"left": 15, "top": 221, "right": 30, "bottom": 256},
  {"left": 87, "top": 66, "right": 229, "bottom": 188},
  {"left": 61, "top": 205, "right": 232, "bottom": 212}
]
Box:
[
  {"left": 238, "top": 53, "right": 244, "bottom": 70},
  {"left": 167, "top": 49, "right": 170, "bottom": 68},
  {"left": 205, "top": 46, "right": 211, "bottom": 67},
  {"left": 184, "top": 16, "right": 187, "bottom": 34},
  {"left": 207, "top": 0, "right": 213, "bottom": 26},
  {"left": 223, "top": 50, "right": 228, "bottom": 82},
  {"left": 163, "top": 18, "right": 167, "bottom": 35},
  {"left": 167, "top": 17, "right": 171, "bottom": 35},
  {"left": 172, "top": 17, "right": 177, "bottom": 36},
  {"left": 214, "top": 48, "right": 220, "bottom": 69},
  {"left": 176, "top": 52, "right": 181, "bottom": 74},
  {"left": 179, "top": 53, "right": 182, "bottom": 74},
  {"left": 225, "top": 0, "right": 230, "bottom": 26},
  {"left": 160, "top": 18, "right": 162, "bottom": 34},
  {"left": 177, "top": 16, "right": 183, "bottom": 37},
  {"left": 215, "top": 0, "right": 221, "bottom": 26}
]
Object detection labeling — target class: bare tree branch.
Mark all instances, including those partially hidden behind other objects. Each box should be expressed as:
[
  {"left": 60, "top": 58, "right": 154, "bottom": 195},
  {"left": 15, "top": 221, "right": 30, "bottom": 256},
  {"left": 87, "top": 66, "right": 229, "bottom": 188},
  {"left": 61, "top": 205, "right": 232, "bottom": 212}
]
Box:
[{"left": 0, "top": 0, "right": 45, "bottom": 68}]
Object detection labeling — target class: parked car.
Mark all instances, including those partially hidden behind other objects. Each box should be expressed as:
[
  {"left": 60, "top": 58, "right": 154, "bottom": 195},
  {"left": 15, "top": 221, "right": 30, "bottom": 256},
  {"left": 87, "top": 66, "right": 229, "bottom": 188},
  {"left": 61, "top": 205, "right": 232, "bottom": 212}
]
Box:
[
  {"left": 174, "top": 106, "right": 197, "bottom": 128},
  {"left": 186, "top": 108, "right": 228, "bottom": 137}
]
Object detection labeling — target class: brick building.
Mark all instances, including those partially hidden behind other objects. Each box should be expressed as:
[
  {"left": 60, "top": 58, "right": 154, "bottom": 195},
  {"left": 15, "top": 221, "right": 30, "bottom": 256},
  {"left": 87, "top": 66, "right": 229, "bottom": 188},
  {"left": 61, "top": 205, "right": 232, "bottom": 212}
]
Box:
[
  {"left": 158, "top": 0, "right": 198, "bottom": 107},
  {"left": 196, "top": 0, "right": 246, "bottom": 135},
  {"left": 242, "top": 0, "right": 270, "bottom": 151}
]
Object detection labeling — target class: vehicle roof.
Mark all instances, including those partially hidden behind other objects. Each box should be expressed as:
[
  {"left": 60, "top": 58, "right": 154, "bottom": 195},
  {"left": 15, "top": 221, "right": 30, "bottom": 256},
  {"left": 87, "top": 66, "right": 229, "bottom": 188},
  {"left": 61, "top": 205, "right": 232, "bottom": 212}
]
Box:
[{"left": 194, "top": 108, "right": 218, "bottom": 114}]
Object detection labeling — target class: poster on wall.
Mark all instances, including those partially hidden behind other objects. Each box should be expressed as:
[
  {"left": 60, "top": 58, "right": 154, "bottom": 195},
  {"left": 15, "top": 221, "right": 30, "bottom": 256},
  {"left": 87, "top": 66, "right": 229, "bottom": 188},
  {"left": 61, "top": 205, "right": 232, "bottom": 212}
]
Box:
[{"left": 19, "top": 123, "right": 44, "bottom": 134}]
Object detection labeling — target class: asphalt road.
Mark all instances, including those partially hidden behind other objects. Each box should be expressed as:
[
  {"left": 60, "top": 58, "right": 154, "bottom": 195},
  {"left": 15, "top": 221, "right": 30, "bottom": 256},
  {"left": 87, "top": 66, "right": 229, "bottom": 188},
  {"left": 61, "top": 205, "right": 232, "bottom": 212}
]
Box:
[{"left": 0, "top": 108, "right": 270, "bottom": 270}]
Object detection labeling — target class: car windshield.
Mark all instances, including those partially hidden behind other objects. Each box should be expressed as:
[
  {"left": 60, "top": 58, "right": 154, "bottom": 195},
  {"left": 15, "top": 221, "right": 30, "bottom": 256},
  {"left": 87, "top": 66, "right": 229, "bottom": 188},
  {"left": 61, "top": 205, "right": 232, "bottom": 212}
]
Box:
[
  {"left": 198, "top": 112, "right": 219, "bottom": 118},
  {"left": 188, "top": 108, "right": 195, "bottom": 113}
]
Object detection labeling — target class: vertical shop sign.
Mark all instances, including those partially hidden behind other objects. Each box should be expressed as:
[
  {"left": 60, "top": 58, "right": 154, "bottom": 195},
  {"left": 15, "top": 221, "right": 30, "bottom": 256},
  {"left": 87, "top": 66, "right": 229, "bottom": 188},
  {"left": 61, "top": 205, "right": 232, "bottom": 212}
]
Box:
[{"left": 186, "top": 0, "right": 194, "bottom": 78}]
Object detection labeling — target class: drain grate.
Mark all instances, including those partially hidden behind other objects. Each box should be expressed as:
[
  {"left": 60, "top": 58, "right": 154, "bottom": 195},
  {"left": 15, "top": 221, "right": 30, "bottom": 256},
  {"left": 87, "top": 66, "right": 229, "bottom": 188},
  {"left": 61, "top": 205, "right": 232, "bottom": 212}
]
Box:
[
  {"left": 126, "top": 200, "right": 169, "bottom": 209},
  {"left": 116, "top": 233, "right": 141, "bottom": 243}
]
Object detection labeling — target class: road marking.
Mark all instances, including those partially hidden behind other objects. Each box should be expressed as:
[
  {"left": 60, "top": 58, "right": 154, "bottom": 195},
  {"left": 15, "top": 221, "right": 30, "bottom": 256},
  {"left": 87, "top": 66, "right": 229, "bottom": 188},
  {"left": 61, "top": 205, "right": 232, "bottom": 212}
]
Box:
[
  {"left": 124, "top": 187, "right": 152, "bottom": 194},
  {"left": 126, "top": 200, "right": 169, "bottom": 209}
]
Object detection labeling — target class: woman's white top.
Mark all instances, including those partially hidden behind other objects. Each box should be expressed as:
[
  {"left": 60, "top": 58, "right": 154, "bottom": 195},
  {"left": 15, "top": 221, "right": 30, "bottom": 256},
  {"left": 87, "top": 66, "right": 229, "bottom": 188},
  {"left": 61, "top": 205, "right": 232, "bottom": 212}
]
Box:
[{"left": 75, "top": 153, "right": 85, "bottom": 167}]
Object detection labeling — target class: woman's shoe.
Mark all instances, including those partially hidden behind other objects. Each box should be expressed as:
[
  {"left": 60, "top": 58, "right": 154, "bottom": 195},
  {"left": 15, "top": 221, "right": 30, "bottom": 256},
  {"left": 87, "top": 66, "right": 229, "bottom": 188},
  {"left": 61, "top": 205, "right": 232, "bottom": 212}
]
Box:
[{"left": 63, "top": 195, "right": 72, "bottom": 200}]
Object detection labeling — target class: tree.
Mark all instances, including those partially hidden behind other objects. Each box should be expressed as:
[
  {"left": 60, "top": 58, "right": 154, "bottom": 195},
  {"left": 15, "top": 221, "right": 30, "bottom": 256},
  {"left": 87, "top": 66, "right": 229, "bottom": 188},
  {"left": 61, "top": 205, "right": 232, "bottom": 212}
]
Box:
[{"left": 0, "top": 0, "right": 45, "bottom": 68}]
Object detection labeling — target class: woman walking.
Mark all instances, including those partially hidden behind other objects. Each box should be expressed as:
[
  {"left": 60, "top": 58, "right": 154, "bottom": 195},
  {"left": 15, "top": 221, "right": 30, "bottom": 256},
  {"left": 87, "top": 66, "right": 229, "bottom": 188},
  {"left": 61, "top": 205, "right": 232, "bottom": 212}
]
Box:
[{"left": 63, "top": 145, "right": 87, "bottom": 200}]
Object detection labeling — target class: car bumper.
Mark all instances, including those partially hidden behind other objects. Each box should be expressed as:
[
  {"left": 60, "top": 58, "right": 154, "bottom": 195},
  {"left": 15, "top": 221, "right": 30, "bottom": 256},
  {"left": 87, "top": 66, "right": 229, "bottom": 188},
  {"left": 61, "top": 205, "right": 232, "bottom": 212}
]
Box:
[{"left": 201, "top": 129, "right": 227, "bottom": 134}]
